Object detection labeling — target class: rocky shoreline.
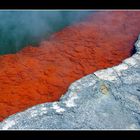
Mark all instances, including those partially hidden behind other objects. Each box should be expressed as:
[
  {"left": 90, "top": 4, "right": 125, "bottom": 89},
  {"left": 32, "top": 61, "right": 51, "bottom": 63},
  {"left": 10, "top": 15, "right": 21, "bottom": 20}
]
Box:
[
  {"left": 0, "top": 35, "right": 140, "bottom": 130},
  {"left": 1, "top": 11, "right": 140, "bottom": 121}
]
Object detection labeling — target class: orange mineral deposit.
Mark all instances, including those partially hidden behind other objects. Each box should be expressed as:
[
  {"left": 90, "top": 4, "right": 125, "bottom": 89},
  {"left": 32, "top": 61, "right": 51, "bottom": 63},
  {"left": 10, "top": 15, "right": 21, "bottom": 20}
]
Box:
[{"left": 0, "top": 11, "right": 140, "bottom": 121}]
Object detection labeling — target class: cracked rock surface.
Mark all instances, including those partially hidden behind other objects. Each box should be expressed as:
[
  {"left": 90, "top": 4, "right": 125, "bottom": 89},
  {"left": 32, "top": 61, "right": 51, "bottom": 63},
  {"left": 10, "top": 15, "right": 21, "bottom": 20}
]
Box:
[{"left": 0, "top": 35, "right": 140, "bottom": 129}]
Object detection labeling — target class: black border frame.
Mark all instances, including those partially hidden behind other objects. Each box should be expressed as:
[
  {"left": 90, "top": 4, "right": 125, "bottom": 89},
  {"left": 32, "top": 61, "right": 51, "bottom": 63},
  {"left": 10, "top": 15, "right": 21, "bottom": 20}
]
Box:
[{"left": 0, "top": 0, "right": 140, "bottom": 9}]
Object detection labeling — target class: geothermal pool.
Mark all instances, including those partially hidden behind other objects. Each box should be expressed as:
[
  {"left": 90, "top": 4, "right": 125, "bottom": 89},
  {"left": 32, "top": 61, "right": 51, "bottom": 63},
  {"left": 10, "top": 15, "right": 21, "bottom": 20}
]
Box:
[{"left": 0, "top": 11, "right": 140, "bottom": 121}]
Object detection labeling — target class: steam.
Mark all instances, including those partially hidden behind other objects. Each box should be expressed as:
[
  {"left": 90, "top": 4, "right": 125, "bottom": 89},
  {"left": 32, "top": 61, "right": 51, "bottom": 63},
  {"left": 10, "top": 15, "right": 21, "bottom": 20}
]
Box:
[{"left": 0, "top": 10, "right": 92, "bottom": 54}]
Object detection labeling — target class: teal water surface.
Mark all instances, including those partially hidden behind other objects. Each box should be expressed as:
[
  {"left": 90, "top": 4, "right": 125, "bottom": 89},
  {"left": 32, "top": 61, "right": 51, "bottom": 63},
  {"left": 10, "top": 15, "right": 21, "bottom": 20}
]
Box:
[{"left": 0, "top": 11, "right": 92, "bottom": 55}]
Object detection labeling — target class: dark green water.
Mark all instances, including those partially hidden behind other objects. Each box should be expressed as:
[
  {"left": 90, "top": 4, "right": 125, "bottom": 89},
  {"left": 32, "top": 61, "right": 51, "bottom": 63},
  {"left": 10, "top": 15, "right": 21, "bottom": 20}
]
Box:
[{"left": 0, "top": 11, "right": 92, "bottom": 55}]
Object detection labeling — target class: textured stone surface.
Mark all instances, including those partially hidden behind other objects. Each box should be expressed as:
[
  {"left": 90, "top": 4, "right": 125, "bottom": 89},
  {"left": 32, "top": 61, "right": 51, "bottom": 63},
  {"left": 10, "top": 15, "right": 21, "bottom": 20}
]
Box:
[
  {"left": 0, "top": 35, "right": 140, "bottom": 129},
  {"left": 1, "top": 11, "right": 140, "bottom": 121}
]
